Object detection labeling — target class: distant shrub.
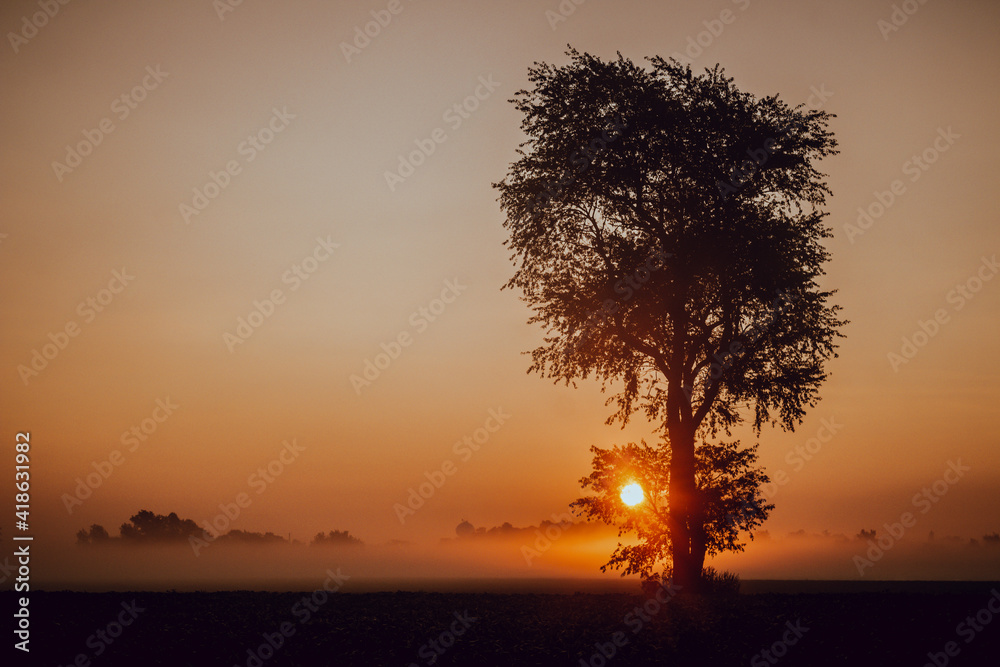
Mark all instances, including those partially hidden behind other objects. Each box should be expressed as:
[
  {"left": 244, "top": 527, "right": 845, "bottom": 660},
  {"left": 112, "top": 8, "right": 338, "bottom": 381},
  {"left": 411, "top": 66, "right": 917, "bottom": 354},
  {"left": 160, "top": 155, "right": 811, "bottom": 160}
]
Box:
[
  {"left": 639, "top": 567, "right": 740, "bottom": 596},
  {"left": 983, "top": 533, "right": 999, "bottom": 545},
  {"left": 700, "top": 567, "right": 741, "bottom": 596}
]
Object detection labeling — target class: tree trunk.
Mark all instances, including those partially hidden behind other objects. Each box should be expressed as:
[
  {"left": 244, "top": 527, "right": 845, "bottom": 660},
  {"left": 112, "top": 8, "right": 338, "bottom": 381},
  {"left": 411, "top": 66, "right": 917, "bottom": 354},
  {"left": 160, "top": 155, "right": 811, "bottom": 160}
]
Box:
[
  {"left": 668, "top": 419, "right": 700, "bottom": 593},
  {"left": 692, "top": 495, "right": 708, "bottom": 584}
]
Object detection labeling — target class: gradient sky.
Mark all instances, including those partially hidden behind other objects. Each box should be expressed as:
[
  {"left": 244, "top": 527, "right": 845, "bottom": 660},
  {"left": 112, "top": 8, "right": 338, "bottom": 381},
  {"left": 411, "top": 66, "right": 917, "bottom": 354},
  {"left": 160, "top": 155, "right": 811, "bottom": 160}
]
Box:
[{"left": 2, "top": 0, "right": 998, "bottom": 585}]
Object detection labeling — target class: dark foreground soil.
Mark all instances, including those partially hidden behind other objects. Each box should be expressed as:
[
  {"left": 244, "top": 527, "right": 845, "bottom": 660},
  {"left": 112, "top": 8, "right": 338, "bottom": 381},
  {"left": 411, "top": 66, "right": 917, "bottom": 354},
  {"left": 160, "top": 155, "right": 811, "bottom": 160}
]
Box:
[{"left": 6, "top": 584, "right": 1000, "bottom": 666}]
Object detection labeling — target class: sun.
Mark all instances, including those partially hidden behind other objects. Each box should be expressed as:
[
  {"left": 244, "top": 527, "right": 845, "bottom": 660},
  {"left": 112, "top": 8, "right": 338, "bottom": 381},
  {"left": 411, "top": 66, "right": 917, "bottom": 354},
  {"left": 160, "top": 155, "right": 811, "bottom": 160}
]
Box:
[{"left": 620, "top": 482, "right": 644, "bottom": 507}]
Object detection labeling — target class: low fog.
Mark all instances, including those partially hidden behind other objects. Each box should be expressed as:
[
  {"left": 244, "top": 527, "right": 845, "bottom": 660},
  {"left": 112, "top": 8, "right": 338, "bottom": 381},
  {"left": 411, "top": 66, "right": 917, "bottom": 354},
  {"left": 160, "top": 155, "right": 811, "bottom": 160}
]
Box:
[{"left": 25, "top": 520, "right": 1000, "bottom": 592}]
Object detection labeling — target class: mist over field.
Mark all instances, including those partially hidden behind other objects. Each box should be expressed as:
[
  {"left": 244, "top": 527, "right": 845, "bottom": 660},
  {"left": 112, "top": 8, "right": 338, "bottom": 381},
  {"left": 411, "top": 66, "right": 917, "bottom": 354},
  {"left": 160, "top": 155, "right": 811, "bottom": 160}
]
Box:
[{"left": 31, "top": 524, "right": 1000, "bottom": 592}]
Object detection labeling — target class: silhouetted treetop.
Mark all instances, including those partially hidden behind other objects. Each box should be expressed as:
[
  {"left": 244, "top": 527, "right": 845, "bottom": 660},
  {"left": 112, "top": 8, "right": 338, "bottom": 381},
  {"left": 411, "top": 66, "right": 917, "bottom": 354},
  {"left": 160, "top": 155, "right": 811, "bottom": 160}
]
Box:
[
  {"left": 119, "top": 510, "right": 201, "bottom": 542},
  {"left": 76, "top": 524, "right": 110, "bottom": 545}
]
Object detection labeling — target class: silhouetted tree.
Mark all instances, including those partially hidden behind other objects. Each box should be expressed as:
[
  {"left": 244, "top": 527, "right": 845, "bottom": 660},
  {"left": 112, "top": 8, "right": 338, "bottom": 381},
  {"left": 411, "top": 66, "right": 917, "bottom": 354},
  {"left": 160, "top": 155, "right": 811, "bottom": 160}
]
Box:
[
  {"left": 495, "top": 48, "right": 843, "bottom": 591},
  {"left": 857, "top": 529, "right": 876, "bottom": 540},
  {"left": 76, "top": 524, "right": 111, "bottom": 545},
  {"left": 310, "top": 530, "right": 363, "bottom": 547},
  {"left": 487, "top": 522, "right": 517, "bottom": 536},
  {"left": 573, "top": 439, "right": 772, "bottom": 586},
  {"left": 119, "top": 510, "right": 201, "bottom": 542}
]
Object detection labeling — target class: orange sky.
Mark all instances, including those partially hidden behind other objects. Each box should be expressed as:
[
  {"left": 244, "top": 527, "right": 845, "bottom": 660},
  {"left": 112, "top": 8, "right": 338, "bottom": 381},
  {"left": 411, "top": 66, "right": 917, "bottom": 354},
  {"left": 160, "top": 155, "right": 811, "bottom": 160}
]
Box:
[{"left": 2, "top": 0, "right": 999, "bottom": 587}]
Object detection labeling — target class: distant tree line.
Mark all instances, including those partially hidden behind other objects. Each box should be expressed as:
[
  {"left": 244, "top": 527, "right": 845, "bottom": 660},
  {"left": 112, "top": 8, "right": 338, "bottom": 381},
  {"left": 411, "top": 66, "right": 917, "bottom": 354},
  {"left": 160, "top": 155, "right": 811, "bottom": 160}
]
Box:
[
  {"left": 311, "top": 529, "right": 363, "bottom": 546},
  {"left": 449, "top": 517, "right": 597, "bottom": 541},
  {"left": 75, "top": 510, "right": 363, "bottom": 547},
  {"left": 854, "top": 528, "right": 1000, "bottom": 546}
]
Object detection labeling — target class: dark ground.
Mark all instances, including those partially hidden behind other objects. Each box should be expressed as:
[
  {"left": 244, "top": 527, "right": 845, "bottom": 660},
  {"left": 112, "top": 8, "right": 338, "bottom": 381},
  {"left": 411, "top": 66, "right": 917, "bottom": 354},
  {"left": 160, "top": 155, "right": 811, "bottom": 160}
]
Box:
[{"left": 5, "top": 582, "right": 1000, "bottom": 666}]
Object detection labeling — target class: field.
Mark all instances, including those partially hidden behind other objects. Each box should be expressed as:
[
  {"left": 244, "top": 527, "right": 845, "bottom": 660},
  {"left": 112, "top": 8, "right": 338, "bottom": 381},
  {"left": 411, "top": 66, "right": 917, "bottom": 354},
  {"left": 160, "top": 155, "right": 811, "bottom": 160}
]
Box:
[{"left": 8, "top": 582, "right": 1000, "bottom": 666}]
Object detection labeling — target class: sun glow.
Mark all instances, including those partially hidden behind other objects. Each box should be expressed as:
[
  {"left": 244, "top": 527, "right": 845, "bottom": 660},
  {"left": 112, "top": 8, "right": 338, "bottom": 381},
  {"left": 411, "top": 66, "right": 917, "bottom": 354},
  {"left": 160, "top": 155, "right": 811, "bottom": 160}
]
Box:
[{"left": 620, "top": 482, "right": 644, "bottom": 507}]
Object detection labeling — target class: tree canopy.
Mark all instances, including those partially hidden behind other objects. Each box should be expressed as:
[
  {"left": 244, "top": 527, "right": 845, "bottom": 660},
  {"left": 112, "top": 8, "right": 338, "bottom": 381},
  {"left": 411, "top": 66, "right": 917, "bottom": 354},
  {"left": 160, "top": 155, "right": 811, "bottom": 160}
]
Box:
[{"left": 495, "top": 48, "right": 843, "bottom": 436}]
